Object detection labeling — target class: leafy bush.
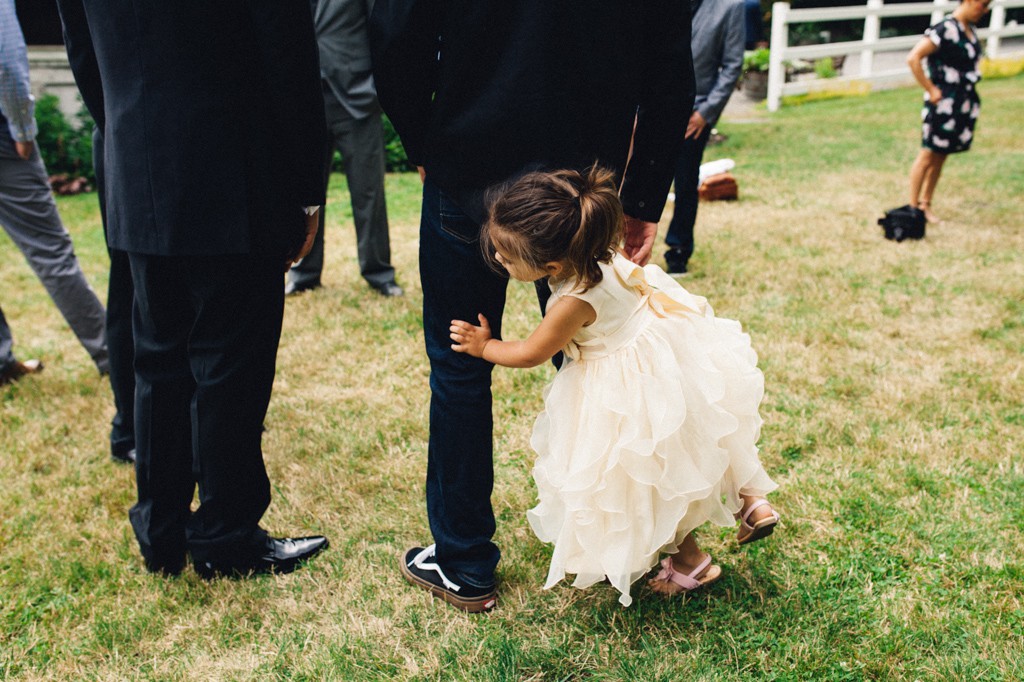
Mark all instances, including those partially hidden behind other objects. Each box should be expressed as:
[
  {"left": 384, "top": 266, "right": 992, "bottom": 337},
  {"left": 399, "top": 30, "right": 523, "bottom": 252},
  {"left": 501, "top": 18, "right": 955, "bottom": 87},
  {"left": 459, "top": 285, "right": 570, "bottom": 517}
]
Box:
[
  {"left": 814, "top": 57, "right": 838, "bottom": 79},
  {"left": 33, "top": 94, "right": 95, "bottom": 182},
  {"left": 743, "top": 48, "right": 771, "bottom": 73},
  {"left": 381, "top": 114, "right": 414, "bottom": 173}
]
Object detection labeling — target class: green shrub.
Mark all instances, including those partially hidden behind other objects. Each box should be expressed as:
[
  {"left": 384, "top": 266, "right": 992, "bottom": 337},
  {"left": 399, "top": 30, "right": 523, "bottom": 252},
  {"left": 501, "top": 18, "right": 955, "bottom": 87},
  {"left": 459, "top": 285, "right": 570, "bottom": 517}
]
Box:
[
  {"left": 381, "top": 114, "right": 414, "bottom": 173},
  {"left": 814, "top": 57, "right": 838, "bottom": 79},
  {"left": 743, "top": 48, "right": 771, "bottom": 73},
  {"left": 34, "top": 94, "right": 95, "bottom": 182}
]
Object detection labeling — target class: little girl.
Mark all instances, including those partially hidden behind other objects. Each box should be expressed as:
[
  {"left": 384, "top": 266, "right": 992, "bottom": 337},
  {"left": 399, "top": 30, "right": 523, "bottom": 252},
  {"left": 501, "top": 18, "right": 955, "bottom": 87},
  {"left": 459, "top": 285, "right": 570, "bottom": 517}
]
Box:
[{"left": 450, "top": 167, "right": 779, "bottom": 606}]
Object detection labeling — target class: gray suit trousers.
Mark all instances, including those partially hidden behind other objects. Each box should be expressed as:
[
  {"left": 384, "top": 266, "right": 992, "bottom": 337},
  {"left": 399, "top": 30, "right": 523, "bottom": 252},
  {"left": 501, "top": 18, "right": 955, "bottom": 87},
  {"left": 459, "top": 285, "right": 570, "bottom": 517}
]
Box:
[
  {"left": 288, "top": 113, "right": 394, "bottom": 288},
  {"left": 0, "top": 142, "right": 108, "bottom": 372}
]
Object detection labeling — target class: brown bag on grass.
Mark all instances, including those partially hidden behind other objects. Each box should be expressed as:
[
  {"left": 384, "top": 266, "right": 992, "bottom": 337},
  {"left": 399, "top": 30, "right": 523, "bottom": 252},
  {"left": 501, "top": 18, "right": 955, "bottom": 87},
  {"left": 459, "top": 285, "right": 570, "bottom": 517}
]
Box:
[{"left": 698, "top": 172, "right": 738, "bottom": 201}]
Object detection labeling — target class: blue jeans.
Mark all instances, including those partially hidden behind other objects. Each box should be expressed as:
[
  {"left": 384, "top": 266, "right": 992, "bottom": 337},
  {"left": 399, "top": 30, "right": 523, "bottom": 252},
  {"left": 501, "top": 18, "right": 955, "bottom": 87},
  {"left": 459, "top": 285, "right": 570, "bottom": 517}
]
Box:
[{"left": 419, "top": 179, "right": 508, "bottom": 587}]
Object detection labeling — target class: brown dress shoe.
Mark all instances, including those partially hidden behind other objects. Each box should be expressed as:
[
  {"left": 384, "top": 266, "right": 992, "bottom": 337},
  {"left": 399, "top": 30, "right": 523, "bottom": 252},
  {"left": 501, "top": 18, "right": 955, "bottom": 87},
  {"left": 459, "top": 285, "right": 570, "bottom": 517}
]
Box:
[{"left": 0, "top": 359, "right": 43, "bottom": 386}]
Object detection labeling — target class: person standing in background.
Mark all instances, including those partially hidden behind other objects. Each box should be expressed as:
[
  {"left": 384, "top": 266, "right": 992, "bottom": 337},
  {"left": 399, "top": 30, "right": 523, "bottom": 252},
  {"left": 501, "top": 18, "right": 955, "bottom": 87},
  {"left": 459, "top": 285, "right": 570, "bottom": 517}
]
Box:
[
  {"left": 0, "top": 0, "right": 108, "bottom": 385},
  {"left": 287, "top": 0, "right": 403, "bottom": 298},
  {"left": 664, "top": 0, "right": 746, "bottom": 276},
  {"left": 906, "top": 0, "right": 991, "bottom": 224}
]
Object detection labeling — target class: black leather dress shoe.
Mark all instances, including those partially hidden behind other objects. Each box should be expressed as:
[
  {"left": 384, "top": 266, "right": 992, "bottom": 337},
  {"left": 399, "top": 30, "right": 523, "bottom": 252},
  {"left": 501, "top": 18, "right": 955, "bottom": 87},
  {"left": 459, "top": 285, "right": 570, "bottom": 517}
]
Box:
[
  {"left": 0, "top": 358, "right": 43, "bottom": 386},
  {"left": 194, "top": 535, "right": 329, "bottom": 580},
  {"left": 370, "top": 280, "right": 404, "bottom": 297},
  {"left": 144, "top": 554, "right": 186, "bottom": 577},
  {"left": 111, "top": 445, "right": 136, "bottom": 465},
  {"left": 285, "top": 280, "right": 321, "bottom": 297}
]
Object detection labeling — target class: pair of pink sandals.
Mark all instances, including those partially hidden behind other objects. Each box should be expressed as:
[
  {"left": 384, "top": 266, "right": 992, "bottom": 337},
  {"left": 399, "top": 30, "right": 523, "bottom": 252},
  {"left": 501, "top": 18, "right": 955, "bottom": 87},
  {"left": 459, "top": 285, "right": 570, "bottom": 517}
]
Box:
[{"left": 652, "top": 499, "right": 780, "bottom": 593}]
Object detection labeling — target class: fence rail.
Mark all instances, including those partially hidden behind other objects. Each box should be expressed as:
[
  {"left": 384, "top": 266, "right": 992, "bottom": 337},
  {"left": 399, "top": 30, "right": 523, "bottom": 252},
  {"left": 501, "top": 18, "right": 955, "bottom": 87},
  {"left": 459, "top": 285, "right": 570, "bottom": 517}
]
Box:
[{"left": 767, "top": 0, "right": 1024, "bottom": 111}]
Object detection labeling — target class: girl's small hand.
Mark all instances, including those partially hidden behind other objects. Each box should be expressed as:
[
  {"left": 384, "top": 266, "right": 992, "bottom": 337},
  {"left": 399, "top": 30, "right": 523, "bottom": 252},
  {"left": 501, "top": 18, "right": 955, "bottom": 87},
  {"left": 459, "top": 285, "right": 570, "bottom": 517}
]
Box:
[
  {"left": 928, "top": 86, "right": 943, "bottom": 104},
  {"left": 450, "top": 314, "right": 492, "bottom": 357}
]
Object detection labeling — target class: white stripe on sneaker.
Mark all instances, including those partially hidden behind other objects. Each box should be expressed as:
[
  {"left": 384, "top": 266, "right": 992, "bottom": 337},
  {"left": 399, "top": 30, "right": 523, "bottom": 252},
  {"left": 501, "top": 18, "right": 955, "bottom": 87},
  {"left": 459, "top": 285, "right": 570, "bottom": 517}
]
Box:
[{"left": 408, "top": 544, "right": 461, "bottom": 592}]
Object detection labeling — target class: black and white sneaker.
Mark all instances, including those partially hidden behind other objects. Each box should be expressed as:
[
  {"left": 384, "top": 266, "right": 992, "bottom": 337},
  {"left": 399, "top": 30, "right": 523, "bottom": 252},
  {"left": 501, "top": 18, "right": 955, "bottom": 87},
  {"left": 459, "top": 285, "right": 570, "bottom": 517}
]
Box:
[{"left": 400, "top": 545, "right": 497, "bottom": 613}]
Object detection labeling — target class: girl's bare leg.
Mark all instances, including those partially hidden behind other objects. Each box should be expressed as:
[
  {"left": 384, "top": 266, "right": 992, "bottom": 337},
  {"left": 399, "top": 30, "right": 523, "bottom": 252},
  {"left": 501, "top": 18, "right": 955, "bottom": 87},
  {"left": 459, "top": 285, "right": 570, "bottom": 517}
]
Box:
[{"left": 740, "top": 493, "right": 776, "bottom": 524}]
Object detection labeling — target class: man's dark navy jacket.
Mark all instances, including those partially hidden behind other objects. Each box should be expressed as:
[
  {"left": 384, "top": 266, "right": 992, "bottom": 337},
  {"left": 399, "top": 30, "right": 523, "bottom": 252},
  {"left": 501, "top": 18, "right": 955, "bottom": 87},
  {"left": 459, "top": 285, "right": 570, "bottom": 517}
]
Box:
[
  {"left": 55, "top": 0, "right": 327, "bottom": 258},
  {"left": 370, "top": 0, "right": 695, "bottom": 225}
]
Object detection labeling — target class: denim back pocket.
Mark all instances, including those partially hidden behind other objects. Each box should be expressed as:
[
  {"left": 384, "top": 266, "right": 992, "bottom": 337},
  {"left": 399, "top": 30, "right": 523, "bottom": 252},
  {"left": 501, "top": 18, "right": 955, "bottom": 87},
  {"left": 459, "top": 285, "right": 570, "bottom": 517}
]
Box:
[{"left": 438, "top": 192, "right": 481, "bottom": 245}]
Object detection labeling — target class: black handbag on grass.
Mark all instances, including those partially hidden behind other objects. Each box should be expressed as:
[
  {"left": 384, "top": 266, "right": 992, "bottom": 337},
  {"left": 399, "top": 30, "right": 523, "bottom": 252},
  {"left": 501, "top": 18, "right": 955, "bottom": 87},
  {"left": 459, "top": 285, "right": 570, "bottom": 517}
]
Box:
[{"left": 879, "top": 205, "right": 926, "bottom": 242}]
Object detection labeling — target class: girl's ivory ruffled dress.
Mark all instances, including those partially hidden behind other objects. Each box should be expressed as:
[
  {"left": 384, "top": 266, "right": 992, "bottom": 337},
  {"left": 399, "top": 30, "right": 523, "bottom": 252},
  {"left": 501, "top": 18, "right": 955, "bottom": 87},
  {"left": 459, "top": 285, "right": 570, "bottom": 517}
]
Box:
[{"left": 528, "top": 253, "right": 777, "bottom": 606}]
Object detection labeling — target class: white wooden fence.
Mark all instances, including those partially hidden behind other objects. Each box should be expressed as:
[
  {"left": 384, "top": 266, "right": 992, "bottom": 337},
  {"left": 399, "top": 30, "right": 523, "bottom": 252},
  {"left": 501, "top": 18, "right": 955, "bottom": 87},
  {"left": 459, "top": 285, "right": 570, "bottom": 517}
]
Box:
[{"left": 767, "top": 0, "right": 1024, "bottom": 111}]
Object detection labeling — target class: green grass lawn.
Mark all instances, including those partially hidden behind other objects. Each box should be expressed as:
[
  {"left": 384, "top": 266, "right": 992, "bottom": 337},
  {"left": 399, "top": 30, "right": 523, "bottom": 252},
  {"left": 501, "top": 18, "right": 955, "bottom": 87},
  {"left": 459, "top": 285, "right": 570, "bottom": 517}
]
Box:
[{"left": 2, "top": 77, "right": 1022, "bottom": 680}]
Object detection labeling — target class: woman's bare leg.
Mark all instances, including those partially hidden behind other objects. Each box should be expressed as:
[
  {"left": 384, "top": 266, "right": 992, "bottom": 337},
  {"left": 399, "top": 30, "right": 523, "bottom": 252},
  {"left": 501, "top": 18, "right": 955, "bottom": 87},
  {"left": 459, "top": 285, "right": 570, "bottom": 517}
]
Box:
[
  {"left": 918, "top": 152, "right": 947, "bottom": 222},
  {"left": 909, "top": 148, "right": 933, "bottom": 207}
]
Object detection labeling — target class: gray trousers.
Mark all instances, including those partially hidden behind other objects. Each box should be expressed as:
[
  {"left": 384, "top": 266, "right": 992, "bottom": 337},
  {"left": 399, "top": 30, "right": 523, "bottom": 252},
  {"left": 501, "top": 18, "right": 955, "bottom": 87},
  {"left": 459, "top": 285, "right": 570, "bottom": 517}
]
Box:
[
  {"left": 0, "top": 141, "right": 108, "bottom": 373},
  {"left": 288, "top": 113, "right": 394, "bottom": 288},
  {"left": 0, "top": 305, "right": 16, "bottom": 371}
]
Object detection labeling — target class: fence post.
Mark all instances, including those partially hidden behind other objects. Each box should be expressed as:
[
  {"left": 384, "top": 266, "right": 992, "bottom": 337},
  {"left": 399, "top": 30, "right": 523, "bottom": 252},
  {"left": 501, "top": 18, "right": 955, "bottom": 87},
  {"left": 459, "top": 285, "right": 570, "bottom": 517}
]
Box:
[
  {"left": 988, "top": 2, "right": 1006, "bottom": 58},
  {"left": 768, "top": 2, "right": 789, "bottom": 111},
  {"left": 931, "top": 0, "right": 945, "bottom": 25},
  {"left": 860, "top": 0, "right": 884, "bottom": 77}
]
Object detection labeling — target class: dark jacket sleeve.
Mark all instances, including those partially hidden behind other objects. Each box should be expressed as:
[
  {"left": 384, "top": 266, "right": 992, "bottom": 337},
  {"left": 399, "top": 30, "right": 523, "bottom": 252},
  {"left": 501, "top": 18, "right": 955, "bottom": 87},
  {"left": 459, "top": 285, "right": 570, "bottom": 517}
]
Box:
[
  {"left": 369, "top": 0, "right": 440, "bottom": 166},
  {"left": 55, "top": 0, "right": 105, "bottom": 129},
  {"left": 246, "top": 0, "right": 328, "bottom": 207},
  {"left": 619, "top": 0, "right": 695, "bottom": 223}
]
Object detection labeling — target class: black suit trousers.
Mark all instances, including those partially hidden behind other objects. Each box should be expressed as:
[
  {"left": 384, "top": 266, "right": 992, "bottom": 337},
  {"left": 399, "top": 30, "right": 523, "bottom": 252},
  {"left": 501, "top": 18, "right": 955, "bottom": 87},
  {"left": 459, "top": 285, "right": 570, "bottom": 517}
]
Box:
[
  {"left": 94, "top": 129, "right": 135, "bottom": 457},
  {"left": 127, "top": 251, "right": 284, "bottom": 567}
]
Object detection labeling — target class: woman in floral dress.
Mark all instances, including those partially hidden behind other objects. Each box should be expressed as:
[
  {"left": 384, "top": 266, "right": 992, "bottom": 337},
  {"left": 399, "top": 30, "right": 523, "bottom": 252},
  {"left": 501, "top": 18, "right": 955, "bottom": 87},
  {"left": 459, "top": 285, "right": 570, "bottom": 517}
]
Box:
[{"left": 906, "top": 0, "right": 991, "bottom": 223}]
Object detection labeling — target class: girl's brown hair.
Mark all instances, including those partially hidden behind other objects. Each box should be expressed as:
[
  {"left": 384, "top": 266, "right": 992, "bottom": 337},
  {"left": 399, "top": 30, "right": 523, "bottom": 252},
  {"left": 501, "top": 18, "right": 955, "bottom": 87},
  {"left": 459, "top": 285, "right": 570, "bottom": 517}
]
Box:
[{"left": 481, "top": 165, "right": 623, "bottom": 291}]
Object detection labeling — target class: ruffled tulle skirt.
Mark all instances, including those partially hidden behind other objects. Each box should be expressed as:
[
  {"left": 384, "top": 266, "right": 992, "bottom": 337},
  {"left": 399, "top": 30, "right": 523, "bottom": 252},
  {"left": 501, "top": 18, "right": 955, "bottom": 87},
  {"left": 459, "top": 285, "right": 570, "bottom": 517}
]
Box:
[{"left": 527, "top": 304, "right": 777, "bottom": 606}]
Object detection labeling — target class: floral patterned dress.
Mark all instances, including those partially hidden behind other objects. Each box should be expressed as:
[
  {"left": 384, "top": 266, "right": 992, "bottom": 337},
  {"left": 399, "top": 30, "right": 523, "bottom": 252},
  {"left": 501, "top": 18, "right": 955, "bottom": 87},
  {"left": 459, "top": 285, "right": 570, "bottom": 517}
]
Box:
[{"left": 921, "top": 16, "right": 982, "bottom": 154}]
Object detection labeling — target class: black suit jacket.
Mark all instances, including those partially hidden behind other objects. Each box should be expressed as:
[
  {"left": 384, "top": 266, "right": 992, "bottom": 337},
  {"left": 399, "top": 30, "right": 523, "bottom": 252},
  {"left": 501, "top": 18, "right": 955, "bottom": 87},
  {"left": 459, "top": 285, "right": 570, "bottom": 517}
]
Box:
[
  {"left": 55, "top": 0, "right": 327, "bottom": 257},
  {"left": 370, "top": 0, "right": 694, "bottom": 225}
]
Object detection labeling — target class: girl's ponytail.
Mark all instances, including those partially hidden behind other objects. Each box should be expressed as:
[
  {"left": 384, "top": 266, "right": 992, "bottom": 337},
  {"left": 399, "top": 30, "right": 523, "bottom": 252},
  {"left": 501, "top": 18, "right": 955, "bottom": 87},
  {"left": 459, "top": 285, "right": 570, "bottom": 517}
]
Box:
[
  {"left": 566, "top": 165, "right": 623, "bottom": 291},
  {"left": 482, "top": 165, "right": 623, "bottom": 291}
]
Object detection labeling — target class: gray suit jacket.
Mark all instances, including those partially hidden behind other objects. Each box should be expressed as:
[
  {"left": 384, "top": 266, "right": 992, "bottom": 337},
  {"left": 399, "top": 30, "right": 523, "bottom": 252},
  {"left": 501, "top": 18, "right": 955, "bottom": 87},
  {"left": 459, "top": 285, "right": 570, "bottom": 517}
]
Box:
[
  {"left": 314, "top": 0, "right": 381, "bottom": 123},
  {"left": 692, "top": 0, "right": 745, "bottom": 128}
]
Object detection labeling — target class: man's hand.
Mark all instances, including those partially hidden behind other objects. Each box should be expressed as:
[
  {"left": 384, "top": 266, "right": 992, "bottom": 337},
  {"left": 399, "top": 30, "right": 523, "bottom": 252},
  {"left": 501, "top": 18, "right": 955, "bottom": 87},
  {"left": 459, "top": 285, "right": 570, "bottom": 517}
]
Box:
[
  {"left": 450, "top": 314, "right": 493, "bottom": 358},
  {"left": 417, "top": 166, "right": 426, "bottom": 184},
  {"left": 685, "top": 110, "right": 706, "bottom": 140},
  {"left": 14, "top": 141, "right": 34, "bottom": 160},
  {"left": 288, "top": 210, "right": 319, "bottom": 268},
  {"left": 622, "top": 214, "right": 657, "bottom": 265}
]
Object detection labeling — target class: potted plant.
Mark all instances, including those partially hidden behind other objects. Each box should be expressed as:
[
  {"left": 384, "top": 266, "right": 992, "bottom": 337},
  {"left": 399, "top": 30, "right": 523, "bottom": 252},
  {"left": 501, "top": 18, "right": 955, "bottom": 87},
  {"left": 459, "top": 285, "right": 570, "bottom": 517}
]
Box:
[{"left": 742, "top": 48, "right": 770, "bottom": 101}]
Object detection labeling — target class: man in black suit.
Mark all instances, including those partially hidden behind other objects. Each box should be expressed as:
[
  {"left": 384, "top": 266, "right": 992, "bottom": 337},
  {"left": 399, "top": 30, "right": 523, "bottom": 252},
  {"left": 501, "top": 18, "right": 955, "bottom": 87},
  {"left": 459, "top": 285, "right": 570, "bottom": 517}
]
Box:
[
  {"left": 56, "top": 0, "right": 330, "bottom": 578},
  {"left": 287, "top": 0, "right": 402, "bottom": 298},
  {"left": 371, "top": 0, "right": 693, "bottom": 611}
]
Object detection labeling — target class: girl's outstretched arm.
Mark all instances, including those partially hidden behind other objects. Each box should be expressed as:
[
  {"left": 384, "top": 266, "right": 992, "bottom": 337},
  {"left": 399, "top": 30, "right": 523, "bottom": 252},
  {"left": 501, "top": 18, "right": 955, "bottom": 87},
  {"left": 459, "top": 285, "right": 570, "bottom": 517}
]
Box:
[{"left": 450, "top": 297, "right": 596, "bottom": 368}]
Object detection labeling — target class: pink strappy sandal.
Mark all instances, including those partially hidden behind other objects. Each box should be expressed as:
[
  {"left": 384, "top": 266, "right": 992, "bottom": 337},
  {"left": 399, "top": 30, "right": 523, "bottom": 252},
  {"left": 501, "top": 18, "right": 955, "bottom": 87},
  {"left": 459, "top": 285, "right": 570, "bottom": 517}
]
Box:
[
  {"left": 736, "top": 498, "right": 780, "bottom": 545},
  {"left": 650, "top": 555, "right": 722, "bottom": 594}
]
